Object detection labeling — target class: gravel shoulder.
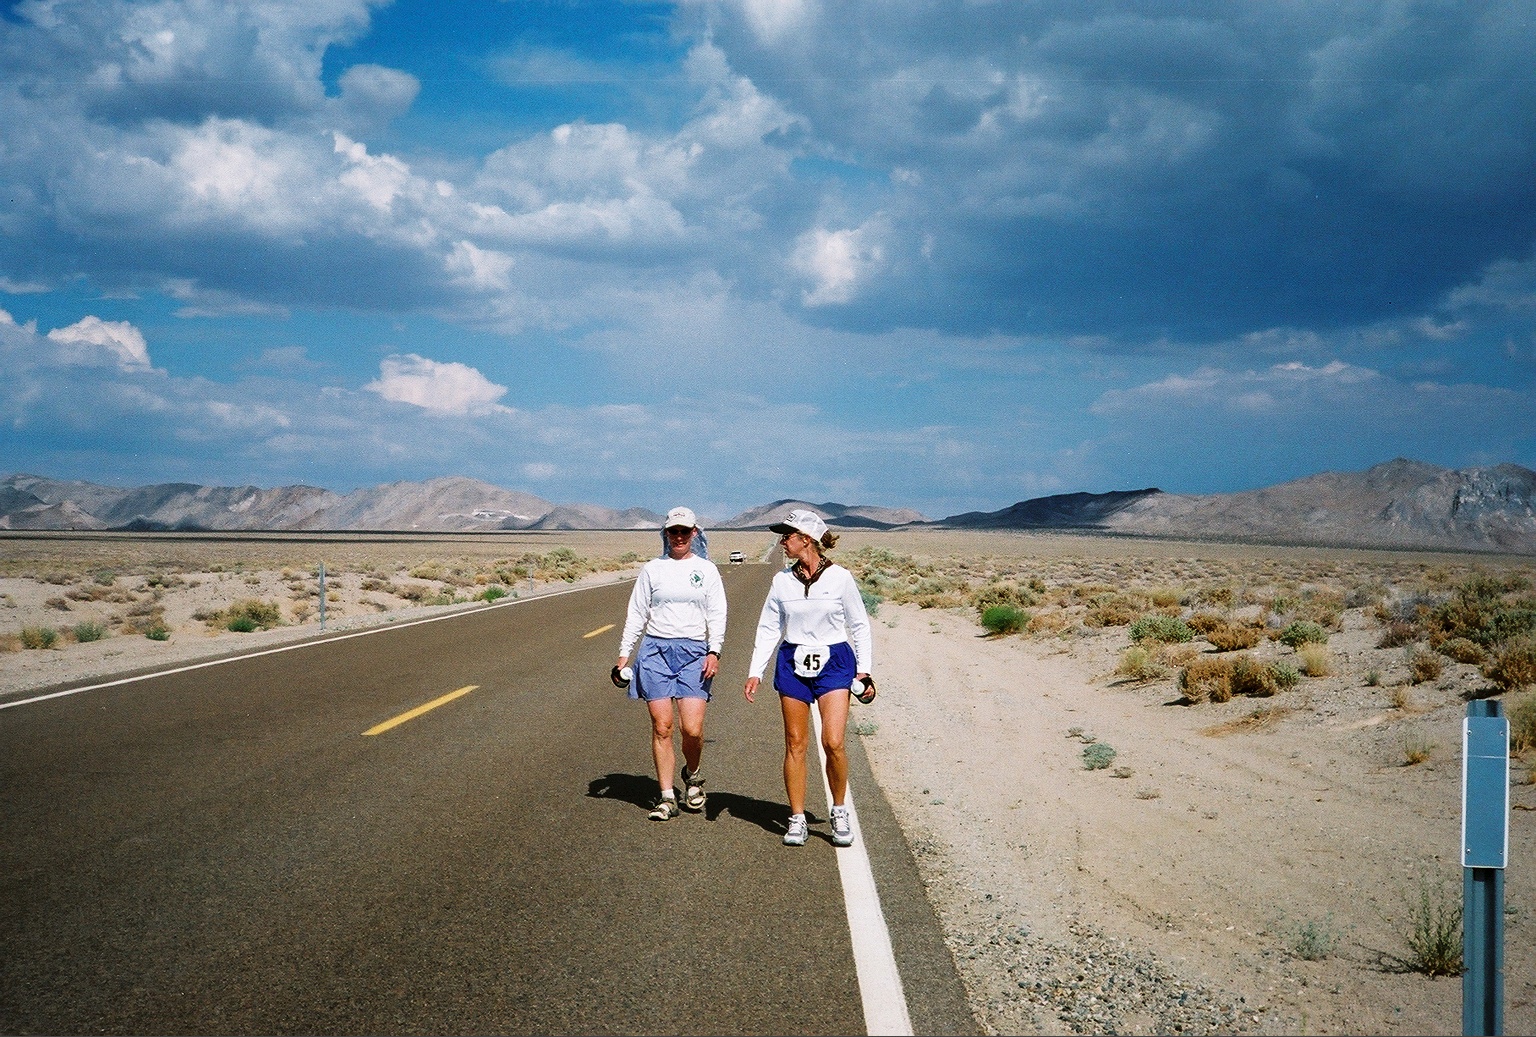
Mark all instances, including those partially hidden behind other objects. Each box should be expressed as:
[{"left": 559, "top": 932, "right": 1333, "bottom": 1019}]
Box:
[{"left": 861, "top": 600, "right": 1534, "bottom": 1035}]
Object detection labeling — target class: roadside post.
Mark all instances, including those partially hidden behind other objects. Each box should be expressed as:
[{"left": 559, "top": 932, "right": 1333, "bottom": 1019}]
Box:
[
  {"left": 319, "top": 561, "right": 327, "bottom": 631},
  {"left": 1462, "top": 699, "right": 1508, "bottom": 1036}
]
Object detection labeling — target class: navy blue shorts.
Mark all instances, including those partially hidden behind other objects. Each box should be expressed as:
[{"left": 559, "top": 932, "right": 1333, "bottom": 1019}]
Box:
[
  {"left": 631, "top": 637, "right": 712, "bottom": 702},
  {"left": 774, "top": 641, "right": 857, "bottom": 704}
]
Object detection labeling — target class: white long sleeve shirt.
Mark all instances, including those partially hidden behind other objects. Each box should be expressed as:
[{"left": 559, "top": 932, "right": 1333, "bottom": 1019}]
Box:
[
  {"left": 748, "top": 562, "right": 873, "bottom": 679},
  {"left": 618, "top": 554, "right": 727, "bottom": 658}
]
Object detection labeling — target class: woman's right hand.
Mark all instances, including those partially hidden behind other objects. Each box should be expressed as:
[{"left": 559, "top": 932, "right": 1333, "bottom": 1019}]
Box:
[{"left": 743, "top": 676, "right": 760, "bottom": 703}]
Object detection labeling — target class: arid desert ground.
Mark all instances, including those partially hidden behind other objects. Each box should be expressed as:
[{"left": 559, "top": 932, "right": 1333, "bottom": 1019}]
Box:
[{"left": 3, "top": 528, "right": 1534, "bottom": 1035}]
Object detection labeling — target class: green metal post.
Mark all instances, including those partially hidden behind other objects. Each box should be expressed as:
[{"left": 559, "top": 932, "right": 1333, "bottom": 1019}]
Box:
[{"left": 1462, "top": 699, "right": 1506, "bottom": 1036}]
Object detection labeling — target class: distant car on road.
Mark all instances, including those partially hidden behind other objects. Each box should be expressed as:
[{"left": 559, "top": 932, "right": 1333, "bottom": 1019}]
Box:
[{"left": 729, "top": 550, "right": 745, "bottom": 565}]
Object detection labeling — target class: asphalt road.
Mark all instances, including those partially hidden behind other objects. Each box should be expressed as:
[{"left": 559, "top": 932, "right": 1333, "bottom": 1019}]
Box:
[{"left": 0, "top": 562, "right": 977, "bottom": 1036}]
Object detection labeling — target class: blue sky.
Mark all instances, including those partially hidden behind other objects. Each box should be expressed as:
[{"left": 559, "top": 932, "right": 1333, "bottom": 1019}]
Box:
[{"left": 2, "top": 0, "right": 1534, "bottom": 522}]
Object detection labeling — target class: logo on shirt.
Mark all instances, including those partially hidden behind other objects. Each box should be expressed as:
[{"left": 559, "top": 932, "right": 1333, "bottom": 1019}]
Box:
[{"left": 690, "top": 571, "right": 703, "bottom": 587}]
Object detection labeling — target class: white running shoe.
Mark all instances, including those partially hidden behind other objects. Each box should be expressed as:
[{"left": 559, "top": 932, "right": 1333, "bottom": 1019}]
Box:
[
  {"left": 649, "top": 795, "right": 680, "bottom": 821},
  {"left": 831, "top": 805, "right": 854, "bottom": 847},
  {"left": 783, "top": 813, "right": 808, "bottom": 846}
]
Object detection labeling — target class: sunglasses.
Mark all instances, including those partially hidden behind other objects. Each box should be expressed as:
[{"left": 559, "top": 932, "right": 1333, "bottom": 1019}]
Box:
[
  {"left": 666, "top": 527, "right": 694, "bottom": 537},
  {"left": 778, "top": 531, "right": 803, "bottom": 542}
]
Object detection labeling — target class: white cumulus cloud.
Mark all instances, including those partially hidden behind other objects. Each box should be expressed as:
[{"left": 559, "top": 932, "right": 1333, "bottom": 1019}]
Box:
[
  {"left": 364, "top": 353, "right": 511, "bottom": 415},
  {"left": 792, "top": 222, "right": 887, "bottom": 306},
  {"left": 46, "top": 316, "right": 151, "bottom": 368}
]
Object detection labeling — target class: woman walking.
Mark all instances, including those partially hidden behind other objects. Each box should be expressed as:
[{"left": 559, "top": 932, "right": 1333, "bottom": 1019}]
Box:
[
  {"left": 616, "top": 507, "right": 727, "bottom": 821},
  {"left": 743, "top": 509, "right": 872, "bottom": 847}
]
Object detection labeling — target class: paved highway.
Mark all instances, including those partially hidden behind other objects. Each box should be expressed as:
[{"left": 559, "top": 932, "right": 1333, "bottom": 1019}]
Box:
[{"left": 0, "top": 562, "right": 976, "bottom": 1035}]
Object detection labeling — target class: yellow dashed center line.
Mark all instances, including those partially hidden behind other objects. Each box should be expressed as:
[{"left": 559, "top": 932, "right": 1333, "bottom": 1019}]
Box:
[
  {"left": 583, "top": 623, "right": 615, "bottom": 639},
  {"left": 364, "top": 685, "right": 477, "bottom": 736}
]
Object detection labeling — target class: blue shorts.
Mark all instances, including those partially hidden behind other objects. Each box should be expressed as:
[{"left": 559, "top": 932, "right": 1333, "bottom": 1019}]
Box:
[
  {"left": 774, "top": 641, "right": 857, "bottom": 704},
  {"left": 631, "top": 637, "right": 712, "bottom": 702}
]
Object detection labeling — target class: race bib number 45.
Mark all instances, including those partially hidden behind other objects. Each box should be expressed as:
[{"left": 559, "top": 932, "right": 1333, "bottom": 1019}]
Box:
[{"left": 792, "top": 642, "right": 830, "bottom": 678}]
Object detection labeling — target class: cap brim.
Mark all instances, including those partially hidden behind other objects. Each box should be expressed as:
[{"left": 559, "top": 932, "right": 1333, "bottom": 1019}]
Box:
[{"left": 768, "top": 521, "right": 796, "bottom": 534}]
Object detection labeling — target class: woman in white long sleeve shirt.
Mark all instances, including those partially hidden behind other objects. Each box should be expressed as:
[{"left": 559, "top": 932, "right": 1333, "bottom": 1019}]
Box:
[
  {"left": 743, "top": 509, "right": 872, "bottom": 848},
  {"left": 616, "top": 507, "right": 726, "bottom": 821}
]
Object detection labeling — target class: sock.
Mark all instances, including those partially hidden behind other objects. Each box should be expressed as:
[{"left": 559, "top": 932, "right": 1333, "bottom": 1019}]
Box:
[{"left": 661, "top": 789, "right": 676, "bottom": 800}]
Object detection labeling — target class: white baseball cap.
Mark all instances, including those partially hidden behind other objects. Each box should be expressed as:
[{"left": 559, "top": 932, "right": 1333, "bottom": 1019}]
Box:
[
  {"left": 664, "top": 506, "right": 697, "bottom": 529},
  {"left": 768, "top": 508, "right": 828, "bottom": 541}
]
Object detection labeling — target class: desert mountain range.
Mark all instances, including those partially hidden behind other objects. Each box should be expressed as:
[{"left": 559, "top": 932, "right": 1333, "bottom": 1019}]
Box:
[{"left": 2, "top": 459, "right": 1534, "bottom": 554}]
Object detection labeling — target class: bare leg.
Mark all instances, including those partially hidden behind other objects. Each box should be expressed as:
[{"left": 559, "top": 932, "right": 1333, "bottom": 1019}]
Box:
[
  {"left": 647, "top": 697, "right": 676, "bottom": 792},
  {"left": 677, "top": 696, "right": 707, "bottom": 773},
  {"left": 817, "top": 690, "right": 851, "bottom": 806},
  {"left": 779, "top": 695, "right": 811, "bottom": 815}
]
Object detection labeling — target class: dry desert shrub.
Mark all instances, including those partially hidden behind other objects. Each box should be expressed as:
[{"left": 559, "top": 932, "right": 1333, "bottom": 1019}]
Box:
[
  {"left": 1399, "top": 880, "right": 1463, "bottom": 977},
  {"left": 1509, "top": 693, "right": 1536, "bottom": 755},
  {"left": 1483, "top": 638, "right": 1536, "bottom": 693},
  {"left": 1346, "top": 581, "right": 1388, "bottom": 608},
  {"left": 1377, "top": 621, "right": 1420, "bottom": 648},
  {"left": 1205, "top": 621, "right": 1264, "bottom": 652},
  {"left": 1084, "top": 596, "right": 1138, "bottom": 627},
  {"left": 1022, "top": 610, "right": 1068, "bottom": 636},
  {"left": 19, "top": 626, "right": 59, "bottom": 650},
  {"left": 1071, "top": 582, "right": 1117, "bottom": 601},
  {"left": 1187, "top": 612, "right": 1226, "bottom": 635},
  {"left": 65, "top": 584, "right": 112, "bottom": 602},
  {"left": 1425, "top": 573, "right": 1536, "bottom": 648},
  {"left": 1230, "top": 654, "right": 1280, "bottom": 697},
  {"left": 1294, "top": 588, "right": 1345, "bottom": 627},
  {"left": 1115, "top": 645, "right": 1168, "bottom": 682},
  {"left": 1195, "top": 585, "right": 1235, "bottom": 607},
  {"left": 1181, "top": 656, "right": 1234, "bottom": 703},
  {"left": 1402, "top": 733, "right": 1434, "bottom": 765},
  {"left": 1407, "top": 647, "right": 1443, "bottom": 685},
  {"left": 1437, "top": 636, "right": 1485, "bottom": 664},
  {"left": 1297, "top": 643, "right": 1334, "bottom": 677},
  {"left": 201, "top": 598, "right": 283, "bottom": 632},
  {"left": 1162, "top": 642, "right": 1202, "bottom": 669},
  {"left": 970, "top": 580, "right": 1038, "bottom": 616}
]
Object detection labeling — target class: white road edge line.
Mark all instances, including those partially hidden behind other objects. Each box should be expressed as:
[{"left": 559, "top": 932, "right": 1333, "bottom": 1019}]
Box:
[
  {"left": 813, "top": 706, "right": 915, "bottom": 1037},
  {"left": 0, "top": 582, "right": 597, "bottom": 712}
]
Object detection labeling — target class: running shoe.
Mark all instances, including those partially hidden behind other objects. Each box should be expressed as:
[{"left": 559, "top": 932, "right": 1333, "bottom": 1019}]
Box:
[
  {"left": 681, "top": 765, "right": 706, "bottom": 812},
  {"left": 649, "top": 796, "right": 680, "bottom": 821},
  {"left": 830, "top": 805, "right": 854, "bottom": 847},
  {"left": 783, "top": 813, "right": 808, "bottom": 846}
]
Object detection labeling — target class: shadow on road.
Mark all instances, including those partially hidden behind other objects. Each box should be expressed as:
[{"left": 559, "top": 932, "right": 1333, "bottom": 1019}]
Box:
[
  {"left": 586, "top": 771, "right": 655, "bottom": 808},
  {"left": 585, "top": 772, "right": 795, "bottom": 836}
]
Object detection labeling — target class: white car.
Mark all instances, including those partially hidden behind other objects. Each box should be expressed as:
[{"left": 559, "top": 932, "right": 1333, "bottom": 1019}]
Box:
[{"left": 729, "top": 550, "right": 745, "bottom": 565}]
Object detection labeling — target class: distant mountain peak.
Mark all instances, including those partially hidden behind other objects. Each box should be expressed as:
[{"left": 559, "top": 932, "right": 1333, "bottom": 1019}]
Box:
[{"left": 931, "top": 460, "right": 1535, "bottom": 553}]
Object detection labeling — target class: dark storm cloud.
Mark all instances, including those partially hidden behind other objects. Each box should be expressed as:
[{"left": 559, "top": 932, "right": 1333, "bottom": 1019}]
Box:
[{"left": 700, "top": 0, "right": 1536, "bottom": 341}]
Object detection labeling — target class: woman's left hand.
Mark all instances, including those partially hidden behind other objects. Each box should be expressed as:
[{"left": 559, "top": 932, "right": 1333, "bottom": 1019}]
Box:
[{"left": 702, "top": 652, "right": 719, "bottom": 680}]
